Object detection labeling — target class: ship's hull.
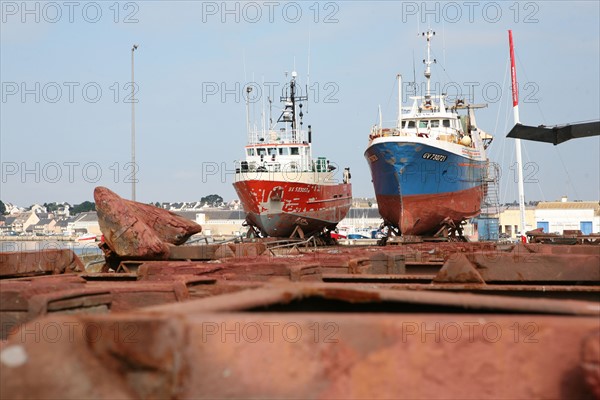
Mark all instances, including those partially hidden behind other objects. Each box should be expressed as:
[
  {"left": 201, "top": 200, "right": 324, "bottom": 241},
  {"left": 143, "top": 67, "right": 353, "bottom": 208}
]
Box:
[
  {"left": 365, "top": 138, "right": 486, "bottom": 235},
  {"left": 233, "top": 176, "right": 352, "bottom": 237}
]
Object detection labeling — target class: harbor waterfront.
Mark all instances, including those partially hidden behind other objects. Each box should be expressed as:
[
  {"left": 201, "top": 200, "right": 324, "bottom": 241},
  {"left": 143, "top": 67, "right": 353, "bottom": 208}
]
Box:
[
  {"left": 0, "top": 239, "right": 103, "bottom": 256},
  {"left": 2, "top": 198, "right": 599, "bottom": 243},
  {"left": 0, "top": 236, "right": 76, "bottom": 242}
]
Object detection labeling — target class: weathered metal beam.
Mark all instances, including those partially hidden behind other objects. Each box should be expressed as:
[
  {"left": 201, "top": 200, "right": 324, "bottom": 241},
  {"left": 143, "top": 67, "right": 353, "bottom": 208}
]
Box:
[
  {"left": 2, "top": 285, "right": 599, "bottom": 399},
  {"left": 139, "top": 285, "right": 599, "bottom": 316},
  {"left": 434, "top": 252, "right": 600, "bottom": 283},
  {"left": 167, "top": 242, "right": 267, "bottom": 261},
  {"left": 0, "top": 273, "right": 217, "bottom": 340},
  {"left": 0, "top": 249, "right": 83, "bottom": 278}
]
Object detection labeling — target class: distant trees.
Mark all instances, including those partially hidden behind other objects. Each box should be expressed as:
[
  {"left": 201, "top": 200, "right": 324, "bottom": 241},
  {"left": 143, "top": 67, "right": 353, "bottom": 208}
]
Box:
[
  {"left": 0, "top": 200, "right": 5, "bottom": 215},
  {"left": 71, "top": 201, "right": 95, "bottom": 215},
  {"left": 43, "top": 202, "right": 60, "bottom": 212},
  {"left": 201, "top": 194, "right": 223, "bottom": 207}
]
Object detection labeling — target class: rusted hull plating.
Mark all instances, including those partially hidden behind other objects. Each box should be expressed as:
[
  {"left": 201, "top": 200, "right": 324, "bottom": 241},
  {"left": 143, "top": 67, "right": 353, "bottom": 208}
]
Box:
[
  {"left": 233, "top": 179, "right": 352, "bottom": 237},
  {"left": 364, "top": 140, "right": 486, "bottom": 236},
  {"left": 376, "top": 185, "right": 483, "bottom": 235}
]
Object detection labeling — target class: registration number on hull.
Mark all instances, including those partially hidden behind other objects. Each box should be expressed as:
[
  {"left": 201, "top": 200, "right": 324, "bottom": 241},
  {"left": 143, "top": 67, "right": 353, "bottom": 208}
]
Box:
[{"left": 422, "top": 152, "right": 447, "bottom": 162}]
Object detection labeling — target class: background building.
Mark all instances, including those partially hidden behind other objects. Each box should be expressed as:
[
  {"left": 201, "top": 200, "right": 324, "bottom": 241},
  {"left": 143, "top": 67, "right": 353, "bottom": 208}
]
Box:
[
  {"left": 71, "top": 212, "right": 101, "bottom": 235},
  {"left": 498, "top": 205, "right": 536, "bottom": 238},
  {"left": 176, "top": 210, "right": 246, "bottom": 237},
  {"left": 535, "top": 198, "right": 599, "bottom": 234}
]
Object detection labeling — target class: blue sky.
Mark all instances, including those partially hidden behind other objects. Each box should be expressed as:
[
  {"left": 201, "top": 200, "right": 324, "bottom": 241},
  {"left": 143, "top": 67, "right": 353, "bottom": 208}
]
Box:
[{"left": 2, "top": 1, "right": 599, "bottom": 206}]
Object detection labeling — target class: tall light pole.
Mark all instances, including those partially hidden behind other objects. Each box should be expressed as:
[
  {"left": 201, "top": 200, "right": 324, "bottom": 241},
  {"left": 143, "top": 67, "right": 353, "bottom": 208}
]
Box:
[{"left": 131, "top": 44, "right": 138, "bottom": 201}]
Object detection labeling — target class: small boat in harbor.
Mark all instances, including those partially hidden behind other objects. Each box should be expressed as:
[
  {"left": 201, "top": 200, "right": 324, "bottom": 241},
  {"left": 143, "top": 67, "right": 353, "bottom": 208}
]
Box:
[
  {"left": 365, "top": 30, "right": 493, "bottom": 237},
  {"left": 75, "top": 232, "right": 97, "bottom": 243},
  {"left": 233, "top": 71, "right": 352, "bottom": 238}
]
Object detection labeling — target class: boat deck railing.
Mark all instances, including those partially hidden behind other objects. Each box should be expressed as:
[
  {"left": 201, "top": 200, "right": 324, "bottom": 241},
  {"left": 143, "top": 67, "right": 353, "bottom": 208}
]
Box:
[
  {"left": 233, "top": 160, "right": 337, "bottom": 176},
  {"left": 369, "top": 127, "right": 476, "bottom": 148},
  {"left": 247, "top": 128, "right": 308, "bottom": 145}
]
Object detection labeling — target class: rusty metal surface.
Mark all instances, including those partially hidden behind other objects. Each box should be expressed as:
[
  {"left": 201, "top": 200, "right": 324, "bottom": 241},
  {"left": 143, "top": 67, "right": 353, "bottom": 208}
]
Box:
[
  {"left": 142, "top": 284, "right": 600, "bottom": 316},
  {"left": 1, "top": 285, "right": 599, "bottom": 399},
  {"left": 522, "top": 243, "right": 600, "bottom": 255},
  {"left": 95, "top": 186, "right": 201, "bottom": 260},
  {"left": 433, "top": 253, "right": 486, "bottom": 283},
  {"left": 0, "top": 272, "right": 220, "bottom": 340},
  {"left": 0, "top": 249, "right": 83, "bottom": 278},
  {"left": 1, "top": 239, "right": 600, "bottom": 398},
  {"left": 434, "top": 251, "right": 600, "bottom": 283},
  {"left": 527, "top": 227, "right": 600, "bottom": 245},
  {"left": 582, "top": 329, "right": 600, "bottom": 398},
  {"left": 167, "top": 242, "right": 267, "bottom": 260}
]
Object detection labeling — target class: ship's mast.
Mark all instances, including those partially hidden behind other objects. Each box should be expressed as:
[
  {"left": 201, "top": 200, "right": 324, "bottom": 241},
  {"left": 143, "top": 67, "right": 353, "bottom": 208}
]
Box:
[
  {"left": 509, "top": 30, "right": 527, "bottom": 240},
  {"left": 268, "top": 97, "right": 273, "bottom": 129},
  {"left": 422, "top": 30, "right": 436, "bottom": 98},
  {"left": 245, "top": 85, "right": 252, "bottom": 141},
  {"left": 397, "top": 74, "right": 402, "bottom": 129},
  {"left": 290, "top": 72, "right": 297, "bottom": 129},
  {"left": 279, "top": 71, "right": 307, "bottom": 138}
]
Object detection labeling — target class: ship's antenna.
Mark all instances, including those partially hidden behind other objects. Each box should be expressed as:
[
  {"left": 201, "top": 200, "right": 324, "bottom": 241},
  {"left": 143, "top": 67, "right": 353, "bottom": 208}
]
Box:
[
  {"left": 252, "top": 72, "right": 256, "bottom": 134},
  {"left": 416, "top": 15, "right": 419, "bottom": 37},
  {"left": 397, "top": 74, "right": 402, "bottom": 129},
  {"left": 378, "top": 104, "right": 382, "bottom": 132},
  {"left": 245, "top": 85, "right": 252, "bottom": 140},
  {"left": 422, "top": 29, "right": 436, "bottom": 98},
  {"left": 412, "top": 50, "right": 417, "bottom": 96},
  {"left": 268, "top": 96, "right": 273, "bottom": 129},
  {"left": 243, "top": 52, "right": 248, "bottom": 138},
  {"left": 442, "top": 18, "right": 446, "bottom": 66},
  {"left": 307, "top": 30, "right": 311, "bottom": 114},
  {"left": 261, "top": 76, "right": 266, "bottom": 136}
]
